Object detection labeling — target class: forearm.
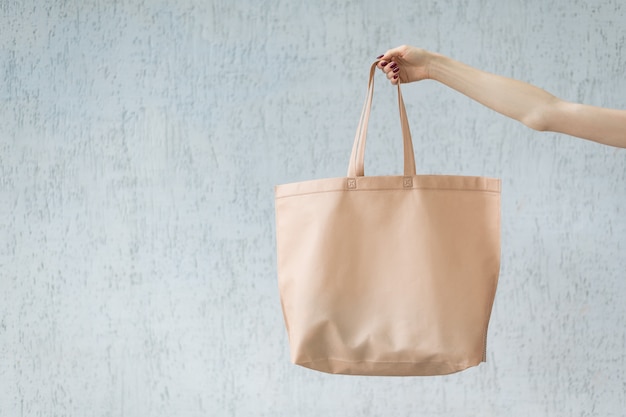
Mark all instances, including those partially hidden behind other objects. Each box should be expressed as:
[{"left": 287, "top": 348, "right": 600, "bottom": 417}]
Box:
[
  {"left": 428, "top": 53, "right": 559, "bottom": 130},
  {"left": 427, "top": 53, "right": 626, "bottom": 148}
]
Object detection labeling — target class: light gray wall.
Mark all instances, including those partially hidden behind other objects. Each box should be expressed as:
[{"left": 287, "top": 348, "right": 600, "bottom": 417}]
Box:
[{"left": 2, "top": 0, "right": 625, "bottom": 416}]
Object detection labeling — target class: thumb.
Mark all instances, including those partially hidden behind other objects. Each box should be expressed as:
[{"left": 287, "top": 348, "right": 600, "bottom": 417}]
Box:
[{"left": 380, "top": 45, "right": 410, "bottom": 62}]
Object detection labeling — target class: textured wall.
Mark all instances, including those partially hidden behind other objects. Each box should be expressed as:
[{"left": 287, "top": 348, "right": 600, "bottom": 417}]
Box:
[{"left": 1, "top": 0, "right": 625, "bottom": 416}]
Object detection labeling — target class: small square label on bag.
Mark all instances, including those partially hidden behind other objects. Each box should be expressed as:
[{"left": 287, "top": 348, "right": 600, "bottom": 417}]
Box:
[
  {"left": 347, "top": 178, "right": 357, "bottom": 189},
  {"left": 403, "top": 177, "right": 413, "bottom": 188}
]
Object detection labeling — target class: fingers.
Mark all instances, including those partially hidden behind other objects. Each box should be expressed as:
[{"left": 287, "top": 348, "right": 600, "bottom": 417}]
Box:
[
  {"left": 387, "top": 62, "right": 400, "bottom": 83},
  {"left": 376, "top": 55, "right": 400, "bottom": 84},
  {"left": 376, "top": 46, "right": 410, "bottom": 84}
]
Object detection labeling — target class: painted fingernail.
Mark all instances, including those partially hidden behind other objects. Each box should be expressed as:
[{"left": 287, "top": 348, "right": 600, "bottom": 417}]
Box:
[
  {"left": 381, "top": 61, "right": 388, "bottom": 67},
  {"left": 393, "top": 75, "right": 399, "bottom": 79},
  {"left": 376, "top": 54, "right": 384, "bottom": 59},
  {"left": 390, "top": 63, "right": 398, "bottom": 69},
  {"left": 393, "top": 67, "right": 400, "bottom": 73}
]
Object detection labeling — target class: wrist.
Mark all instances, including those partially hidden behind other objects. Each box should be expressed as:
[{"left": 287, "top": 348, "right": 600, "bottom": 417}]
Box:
[{"left": 426, "top": 52, "right": 447, "bottom": 82}]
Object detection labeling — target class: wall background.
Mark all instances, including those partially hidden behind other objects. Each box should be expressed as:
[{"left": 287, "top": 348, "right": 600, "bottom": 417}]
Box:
[{"left": 1, "top": 0, "right": 625, "bottom": 416}]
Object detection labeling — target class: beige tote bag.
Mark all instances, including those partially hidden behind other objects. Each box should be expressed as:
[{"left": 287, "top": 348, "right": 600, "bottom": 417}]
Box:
[{"left": 274, "top": 62, "right": 501, "bottom": 376}]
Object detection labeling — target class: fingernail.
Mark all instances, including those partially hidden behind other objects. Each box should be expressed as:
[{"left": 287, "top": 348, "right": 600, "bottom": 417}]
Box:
[
  {"left": 390, "top": 63, "right": 398, "bottom": 69},
  {"left": 376, "top": 54, "right": 384, "bottom": 59},
  {"left": 393, "top": 67, "right": 400, "bottom": 73},
  {"left": 381, "top": 61, "right": 388, "bottom": 67},
  {"left": 393, "top": 75, "right": 399, "bottom": 79}
]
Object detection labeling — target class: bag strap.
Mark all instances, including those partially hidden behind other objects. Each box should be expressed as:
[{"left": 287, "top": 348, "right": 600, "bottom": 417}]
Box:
[{"left": 347, "top": 61, "right": 417, "bottom": 178}]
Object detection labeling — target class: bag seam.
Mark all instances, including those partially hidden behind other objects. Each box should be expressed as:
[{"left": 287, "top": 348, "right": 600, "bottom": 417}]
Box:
[{"left": 276, "top": 187, "right": 501, "bottom": 199}]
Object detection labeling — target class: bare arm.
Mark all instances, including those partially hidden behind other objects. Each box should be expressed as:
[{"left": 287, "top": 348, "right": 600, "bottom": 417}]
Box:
[{"left": 377, "top": 46, "right": 626, "bottom": 148}]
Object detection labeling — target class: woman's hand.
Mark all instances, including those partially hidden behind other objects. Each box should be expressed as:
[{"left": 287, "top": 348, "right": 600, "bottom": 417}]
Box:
[{"left": 376, "top": 45, "right": 435, "bottom": 85}]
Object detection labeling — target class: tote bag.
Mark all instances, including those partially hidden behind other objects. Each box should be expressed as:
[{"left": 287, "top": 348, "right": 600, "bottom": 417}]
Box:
[{"left": 274, "top": 62, "right": 501, "bottom": 376}]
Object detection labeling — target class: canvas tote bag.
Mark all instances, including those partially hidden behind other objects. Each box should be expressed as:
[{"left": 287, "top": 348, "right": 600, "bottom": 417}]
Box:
[{"left": 274, "top": 62, "right": 501, "bottom": 376}]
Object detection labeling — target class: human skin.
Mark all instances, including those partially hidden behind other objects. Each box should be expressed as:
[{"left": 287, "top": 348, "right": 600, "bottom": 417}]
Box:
[{"left": 377, "top": 45, "right": 626, "bottom": 149}]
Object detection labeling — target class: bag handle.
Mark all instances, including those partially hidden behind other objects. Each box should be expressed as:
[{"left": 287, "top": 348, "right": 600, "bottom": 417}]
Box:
[{"left": 347, "top": 61, "right": 417, "bottom": 178}]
